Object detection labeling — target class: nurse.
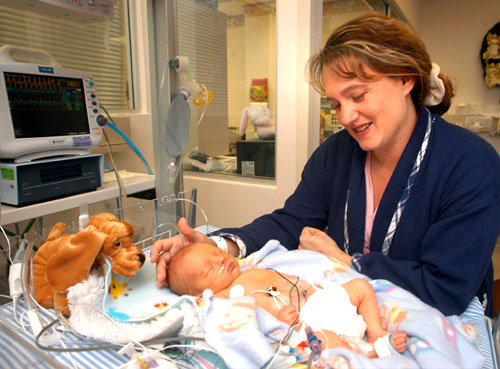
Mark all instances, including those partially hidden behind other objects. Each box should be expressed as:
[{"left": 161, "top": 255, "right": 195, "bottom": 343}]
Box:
[{"left": 152, "top": 14, "right": 500, "bottom": 316}]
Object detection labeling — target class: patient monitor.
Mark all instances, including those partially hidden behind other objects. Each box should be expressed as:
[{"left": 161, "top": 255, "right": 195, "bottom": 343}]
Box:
[{"left": 0, "top": 45, "right": 103, "bottom": 162}]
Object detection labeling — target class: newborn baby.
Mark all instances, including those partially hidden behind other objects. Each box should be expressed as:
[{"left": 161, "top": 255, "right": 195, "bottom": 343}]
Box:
[{"left": 167, "top": 242, "right": 407, "bottom": 357}]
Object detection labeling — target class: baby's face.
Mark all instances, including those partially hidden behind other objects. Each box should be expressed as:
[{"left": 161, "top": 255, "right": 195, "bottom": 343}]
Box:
[{"left": 179, "top": 243, "right": 241, "bottom": 295}]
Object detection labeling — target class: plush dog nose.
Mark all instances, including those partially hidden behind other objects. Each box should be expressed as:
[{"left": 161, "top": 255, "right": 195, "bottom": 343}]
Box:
[{"left": 137, "top": 253, "right": 146, "bottom": 264}]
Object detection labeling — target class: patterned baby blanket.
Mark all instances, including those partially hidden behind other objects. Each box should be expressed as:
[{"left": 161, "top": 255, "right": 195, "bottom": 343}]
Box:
[
  {"left": 69, "top": 240, "right": 487, "bottom": 369},
  {"left": 202, "top": 240, "right": 486, "bottom": 369}
]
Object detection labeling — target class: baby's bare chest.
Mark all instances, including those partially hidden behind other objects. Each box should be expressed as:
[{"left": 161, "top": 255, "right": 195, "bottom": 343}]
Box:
[{"left": 229, "top": 270, "right": 313, "bottom": 313}]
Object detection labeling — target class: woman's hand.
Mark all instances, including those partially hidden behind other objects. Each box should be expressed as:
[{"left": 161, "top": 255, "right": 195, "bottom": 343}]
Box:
[
  {"left": 298, "top": 227, "right": 352, "bottom": 266},
  {"left": 150, "top": 217, "right": 211, "bottom": 288}
]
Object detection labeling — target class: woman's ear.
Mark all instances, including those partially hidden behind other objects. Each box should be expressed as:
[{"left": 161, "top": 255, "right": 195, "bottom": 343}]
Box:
[{"left": 401, "top": 76, "right": 415, "bottom": 95}]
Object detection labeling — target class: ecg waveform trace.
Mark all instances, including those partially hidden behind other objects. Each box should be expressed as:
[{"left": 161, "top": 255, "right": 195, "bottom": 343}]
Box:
[{"left": 5, "top": 72, "right": 85, "bottom": 112}]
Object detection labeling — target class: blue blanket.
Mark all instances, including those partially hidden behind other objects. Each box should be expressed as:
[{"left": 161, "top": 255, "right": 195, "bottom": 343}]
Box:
[
  {"left": 202, "top": 240, "right": 486, "bottom": 369},
  {"left": 98, "top": 240, "right": 487, "bottom": 369}
]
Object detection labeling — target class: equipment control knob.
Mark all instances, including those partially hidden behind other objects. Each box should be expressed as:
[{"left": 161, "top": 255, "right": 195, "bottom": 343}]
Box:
[{"left": 96, "top": 115, "right": 107, "bottom": 127}]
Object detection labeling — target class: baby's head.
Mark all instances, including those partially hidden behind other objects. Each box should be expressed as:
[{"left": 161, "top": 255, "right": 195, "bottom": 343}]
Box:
[{"left": 167, "top": 242, "right": 241, "bottom": 296}]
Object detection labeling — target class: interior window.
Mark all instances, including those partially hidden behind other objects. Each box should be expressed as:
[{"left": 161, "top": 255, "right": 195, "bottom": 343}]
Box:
[{"left": 176, "top": 0, "right": 277, "bottom": 179}]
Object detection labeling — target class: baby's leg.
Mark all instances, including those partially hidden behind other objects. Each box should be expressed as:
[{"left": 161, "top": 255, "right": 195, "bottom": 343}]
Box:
[
  {"left": 342, "top": 279, "right": 387, "bottom": 340},
  {"left": 342, "top": 279, "right": 407, "bottom": 353},
  {"left": 317, "top": 330, "right": 407, "bottom": 358},
  {"left": 315, "top": 329, "right": 353, "bottom": 351},
  {"left": 317, "top": 331, "right": 379, "bottom": 358}
]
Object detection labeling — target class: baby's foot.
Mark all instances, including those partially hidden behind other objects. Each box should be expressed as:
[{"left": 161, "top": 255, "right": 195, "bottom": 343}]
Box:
[
  {"left": 390, "top": 331, "right": 408, "bottom": 353},
  {"left": 379, "top": 304, "right": 391, "bottom": 331}
]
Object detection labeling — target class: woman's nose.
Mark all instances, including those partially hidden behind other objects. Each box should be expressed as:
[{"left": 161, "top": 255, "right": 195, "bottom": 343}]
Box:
[{"left": 337, "top": 103, "right": 359, "bottom": 126}]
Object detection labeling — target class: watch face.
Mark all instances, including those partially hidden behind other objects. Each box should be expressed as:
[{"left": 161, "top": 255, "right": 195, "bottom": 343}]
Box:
[{"left": 481, "top": 21, "right": 500, "bottom": 87}]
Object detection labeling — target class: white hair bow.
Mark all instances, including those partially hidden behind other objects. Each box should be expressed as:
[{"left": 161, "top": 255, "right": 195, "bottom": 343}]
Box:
[{"left": 423, "top": 63, "right": 445, "bottom": 106}]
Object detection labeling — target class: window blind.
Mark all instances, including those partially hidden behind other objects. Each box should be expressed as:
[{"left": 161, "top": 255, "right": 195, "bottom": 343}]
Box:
[
  {"left": 0, "top": 0, "right": 131, "bottom": 109},
  {"left": 177, "top": 0, "right": 230, "bottom": 156}
]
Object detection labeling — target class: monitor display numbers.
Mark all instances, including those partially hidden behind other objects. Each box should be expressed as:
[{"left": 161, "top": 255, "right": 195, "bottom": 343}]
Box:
[{"left": 4, "top": 72, "right": 90, "bottom": 138}]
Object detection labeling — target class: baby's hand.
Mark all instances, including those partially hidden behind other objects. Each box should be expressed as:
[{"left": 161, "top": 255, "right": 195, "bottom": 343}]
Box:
[
  {"left": 299, "top": 227, "right": 352, "bottom": 265},
  {"left": 390, "top": 331, "right": 408, "bottom": 353},
  {"left": 299, "top": 227, "right": 338, "bottom": 255},
  {"left": 277, "top": 305, "right": 299, "bottom": 327}
]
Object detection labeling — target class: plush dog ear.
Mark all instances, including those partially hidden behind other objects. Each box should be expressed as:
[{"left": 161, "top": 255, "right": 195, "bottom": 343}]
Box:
[
  {"left": 46, "top": 222, "right": 67, "bottom": 241},
  {"left": 88, "top": 213, "right": 134, "bottom": 241},
  {"left": 45, "top": 225, "right": 107, "bottom": 292},
  {"left": 88, "top": 213, "right": 118, "bottom": 225},
  {"left": 33, "top": 222, "right": 71, "bottom": 308}
]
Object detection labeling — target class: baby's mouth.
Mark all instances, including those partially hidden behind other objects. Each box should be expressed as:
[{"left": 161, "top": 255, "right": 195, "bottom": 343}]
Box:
[{"left": 227, "top": 259, "right": 236, "bottom": 272}]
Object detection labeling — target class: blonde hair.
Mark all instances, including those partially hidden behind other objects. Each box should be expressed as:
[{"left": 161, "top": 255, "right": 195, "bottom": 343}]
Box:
[
  {"left": 167, "top": 245, "right": 199, "bottom": 296},
  {"left": 308, "top": 14, "right": 455, "bottom": 115}
]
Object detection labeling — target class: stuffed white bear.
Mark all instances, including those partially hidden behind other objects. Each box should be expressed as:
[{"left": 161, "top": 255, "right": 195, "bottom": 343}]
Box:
[{"left": 239, "top": 104, "right": 275, "bottom": 140}]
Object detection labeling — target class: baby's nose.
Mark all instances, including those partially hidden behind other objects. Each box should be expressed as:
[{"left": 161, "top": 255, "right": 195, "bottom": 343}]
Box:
[{"left": 214, "top": 255, "right": 225, "bottom": 266}]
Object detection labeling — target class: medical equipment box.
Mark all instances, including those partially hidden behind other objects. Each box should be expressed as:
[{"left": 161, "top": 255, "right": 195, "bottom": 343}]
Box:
[
  {"left": 0, "top": 154, "right": 103, "bottom": 206},
  {"left": 236, "top": 140, "right": 275, "bottom": 178}
]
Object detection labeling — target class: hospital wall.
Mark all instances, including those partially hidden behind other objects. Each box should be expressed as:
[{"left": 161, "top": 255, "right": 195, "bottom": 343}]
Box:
[
  {"left": 393, "top": 0, "right": 499, "bottom": 117},
  {"left": 108, "top": 0, "right": 500, "bottom": 229},
  {"left": 420, "top": 0, "right": 500, "bottom": 117},
  {"left": 187, "top": 0, "right": 500, "bottom": 228}
]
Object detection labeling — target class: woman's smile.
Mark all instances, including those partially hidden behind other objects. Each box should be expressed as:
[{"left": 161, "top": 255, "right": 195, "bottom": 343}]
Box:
[
  {"left": 353, "top": 122, "right": 372, "bottom": 134},
  {"left": 323, "top": 65, "right": 416, "bottom": 156}
]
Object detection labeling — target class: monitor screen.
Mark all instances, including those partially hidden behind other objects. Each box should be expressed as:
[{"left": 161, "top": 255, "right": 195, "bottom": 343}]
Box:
[
  {"left": 5, "top": 72, "right": 90, "bottom": 138},
  {"left": 0, "top": 61, "right": 103, "bottom": 161}
]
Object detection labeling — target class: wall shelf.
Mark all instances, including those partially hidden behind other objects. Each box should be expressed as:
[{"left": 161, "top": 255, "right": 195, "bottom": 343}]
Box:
[{"left": 0, "top": 172, "right": 155, "bottom": 226}]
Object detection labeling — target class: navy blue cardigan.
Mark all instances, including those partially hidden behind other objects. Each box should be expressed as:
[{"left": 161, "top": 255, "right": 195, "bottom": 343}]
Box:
[{"left": 215, "top": 107, "right": 500, "bottom": 316}]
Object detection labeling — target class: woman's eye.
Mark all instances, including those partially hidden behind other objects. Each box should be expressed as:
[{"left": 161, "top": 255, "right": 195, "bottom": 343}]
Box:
[{"left": 353, "top": 92, "right": 366, "bottom": 102}]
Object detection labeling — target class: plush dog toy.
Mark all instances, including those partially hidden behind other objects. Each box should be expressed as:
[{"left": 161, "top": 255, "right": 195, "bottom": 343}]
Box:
[{"left": 33, "top": 213, "right": 146, "bottom": 315}]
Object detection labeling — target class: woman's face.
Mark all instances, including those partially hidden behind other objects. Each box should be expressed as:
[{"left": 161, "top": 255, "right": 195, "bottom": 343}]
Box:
[
  {"left": 179, "top": 243, "right": 241, "bottom": 295},
  {"left": 322, "top": 64, "right": 417, "bottom": 156}
]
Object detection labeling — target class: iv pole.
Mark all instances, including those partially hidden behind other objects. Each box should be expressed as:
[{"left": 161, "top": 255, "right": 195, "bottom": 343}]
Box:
[
  {"left": 151, "top": 0, "right": 197, "bottom": 227},
  {"left": 149, "top": 0, "right": 182, "bottom": 229}
]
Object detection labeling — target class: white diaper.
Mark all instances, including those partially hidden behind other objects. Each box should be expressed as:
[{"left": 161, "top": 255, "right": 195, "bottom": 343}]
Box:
[{"left": 300, "top": 282, "right": 367, "bottom": 338}]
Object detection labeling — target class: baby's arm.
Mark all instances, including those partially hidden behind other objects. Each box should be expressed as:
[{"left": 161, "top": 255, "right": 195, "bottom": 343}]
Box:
[{"left": 277, "top": 305, "right": 299, "bottom": 327}]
